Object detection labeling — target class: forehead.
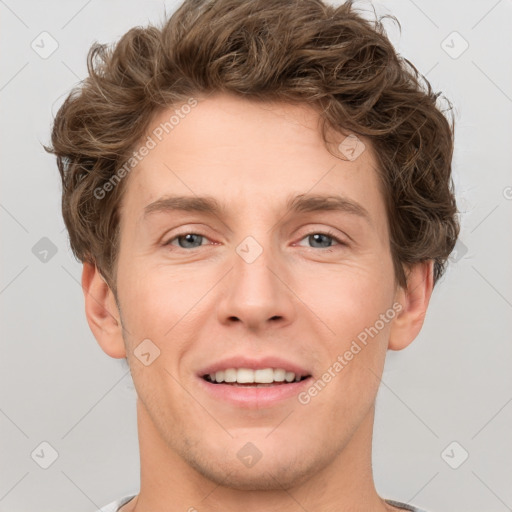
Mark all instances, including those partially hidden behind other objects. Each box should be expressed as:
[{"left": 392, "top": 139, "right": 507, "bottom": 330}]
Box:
[{"left": 118, "top": 93, "right": 387, "bottom": 236}]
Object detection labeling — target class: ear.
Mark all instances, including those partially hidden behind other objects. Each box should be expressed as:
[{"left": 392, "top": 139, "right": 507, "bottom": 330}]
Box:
[
  {"left": 81, "top": 262, "right": 126, "bottom": 359},
  {"left": 388, "top": 260, "right": 434, "bottom": 351}
]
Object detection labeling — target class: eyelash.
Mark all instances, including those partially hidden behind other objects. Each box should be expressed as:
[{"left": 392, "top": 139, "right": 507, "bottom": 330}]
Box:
[{"left": 164, "top": 229, "right": 347, "bottom": 251}]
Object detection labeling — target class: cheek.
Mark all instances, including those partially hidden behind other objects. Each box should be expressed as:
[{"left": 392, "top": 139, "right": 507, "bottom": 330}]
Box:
[
  {"left": 300, "top": 259, "right": 395, "bottom": 339},
  {"left": 116, "top": 260, "right": 211, "bottom": 359},
  {"left": 302, "top": 258, "right": 395, "bottom": 403}
]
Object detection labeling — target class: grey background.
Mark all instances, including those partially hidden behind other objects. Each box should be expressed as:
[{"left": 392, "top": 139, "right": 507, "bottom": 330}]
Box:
[{"left": 1, "top": 0, "right": 511, "bottom": 511}]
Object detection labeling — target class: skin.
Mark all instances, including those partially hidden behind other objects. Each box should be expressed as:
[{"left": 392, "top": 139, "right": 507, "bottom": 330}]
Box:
[{"left": 82, "top": 92, "right": 433, "bottom": 512}]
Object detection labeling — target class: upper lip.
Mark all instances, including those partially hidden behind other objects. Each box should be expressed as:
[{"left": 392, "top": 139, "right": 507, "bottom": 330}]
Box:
[{"left": 197, "top": 355, "right": 312, "bottom": 378}]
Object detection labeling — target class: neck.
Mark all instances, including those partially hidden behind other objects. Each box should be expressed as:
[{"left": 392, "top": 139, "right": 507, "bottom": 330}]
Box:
[{"left": 125, "top": 398, "right": 393, "bottom": 512}]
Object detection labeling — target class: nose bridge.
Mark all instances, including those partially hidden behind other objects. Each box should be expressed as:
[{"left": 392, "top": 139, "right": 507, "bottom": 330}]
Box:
[
  {"left": 216, "top": 231, "right": 295, "bottom": 329},
  {"left": 235, "top": 234, "right": 277, "bottom": 295}
]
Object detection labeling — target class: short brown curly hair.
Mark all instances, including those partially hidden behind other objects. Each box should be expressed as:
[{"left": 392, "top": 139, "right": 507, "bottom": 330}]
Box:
[{"left": 46, "top": 0, "right": 459, "bottom": 294}]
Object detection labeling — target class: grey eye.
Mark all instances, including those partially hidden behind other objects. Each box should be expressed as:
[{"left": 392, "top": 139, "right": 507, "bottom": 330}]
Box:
[{"left": 170, "top": 233, "right": 206, "bottom": 249}]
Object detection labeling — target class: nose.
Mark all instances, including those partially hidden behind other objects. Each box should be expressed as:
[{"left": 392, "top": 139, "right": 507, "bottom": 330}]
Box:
[{"left": 216, "top": 238, "right": 296, "bottom": 332}]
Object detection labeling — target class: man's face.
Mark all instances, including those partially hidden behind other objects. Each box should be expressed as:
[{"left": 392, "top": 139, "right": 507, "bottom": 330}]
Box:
[{"left": 114, "top": 92, "right": 400, "bottom": 489}]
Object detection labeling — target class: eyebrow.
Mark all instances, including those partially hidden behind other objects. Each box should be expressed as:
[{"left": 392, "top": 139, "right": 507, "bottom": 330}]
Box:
[{"left": 143, "top": 193, "right": 372, "bottom": 225}]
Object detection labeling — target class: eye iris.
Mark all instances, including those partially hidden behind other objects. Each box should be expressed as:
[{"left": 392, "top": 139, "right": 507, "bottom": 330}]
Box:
[
  {"left": 178, "top": 234, "right": 203, "bottom": 248},
  {"left": 173, "top": 233, "right": 337, "bottom": 249},
  {"left": 309, "top": 233, "right": 333, "bottom": 248}
]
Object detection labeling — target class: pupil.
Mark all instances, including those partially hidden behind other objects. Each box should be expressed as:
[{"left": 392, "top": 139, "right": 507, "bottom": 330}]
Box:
[
  {"left": 178, "top": 234, "right": 332, "bottom": 249},
  {"left": 310, "top": 233, "right": 331, "bottom": 248},
  {"left": 179, "top": 234, "right": 202, "bottom": 248}
]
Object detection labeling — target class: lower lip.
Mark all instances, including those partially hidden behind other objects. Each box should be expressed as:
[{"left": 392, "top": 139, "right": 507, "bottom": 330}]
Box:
[{"left": 197, "top": 376, "right": 312, "bottom": 409}]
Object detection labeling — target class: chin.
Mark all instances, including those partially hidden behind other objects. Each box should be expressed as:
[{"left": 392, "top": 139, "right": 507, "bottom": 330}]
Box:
[
  {"left": 189, "top": 455, "right": 315, "bottom": 491},
  {"left": 180, "top": 438, "right": 325, "bottom": 491}
]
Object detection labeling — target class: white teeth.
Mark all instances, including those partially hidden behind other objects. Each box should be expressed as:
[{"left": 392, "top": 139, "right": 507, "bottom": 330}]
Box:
[
  {"left": 224, "top": 368, "right": 237, "bottom": 382},
  {"left": 206, "top": 368, "right": 307, "bottom": 384},
  {"left": 273, "top": 368, "right": 285, "bottom": 382},
  {"left": 237, "top": 368, "right": 254, "bottom": 383},
  {"left": 254, "top": 368, "right": 274, "bottom": 383}
]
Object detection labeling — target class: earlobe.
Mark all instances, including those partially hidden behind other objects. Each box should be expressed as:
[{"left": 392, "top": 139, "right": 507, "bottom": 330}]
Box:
[
  {"left": 388, "top": 260, "right": 434, "bottom": 351},
  {"left": 81, "top": 262, "right": 127, "bottom": 359}
]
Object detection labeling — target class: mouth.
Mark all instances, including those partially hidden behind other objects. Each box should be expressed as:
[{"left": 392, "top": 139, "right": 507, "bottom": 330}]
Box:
[
  {"left": 196, "top": 357, "right": 313, "bottom": 407},
  {"left": 202, "top": 368, "right": 312, "bottom": 387}
]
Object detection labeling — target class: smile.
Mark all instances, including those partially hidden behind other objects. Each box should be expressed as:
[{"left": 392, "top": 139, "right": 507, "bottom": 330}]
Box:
[{"left": 203, "top": 367, "right": 310, "bottom": 386}]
